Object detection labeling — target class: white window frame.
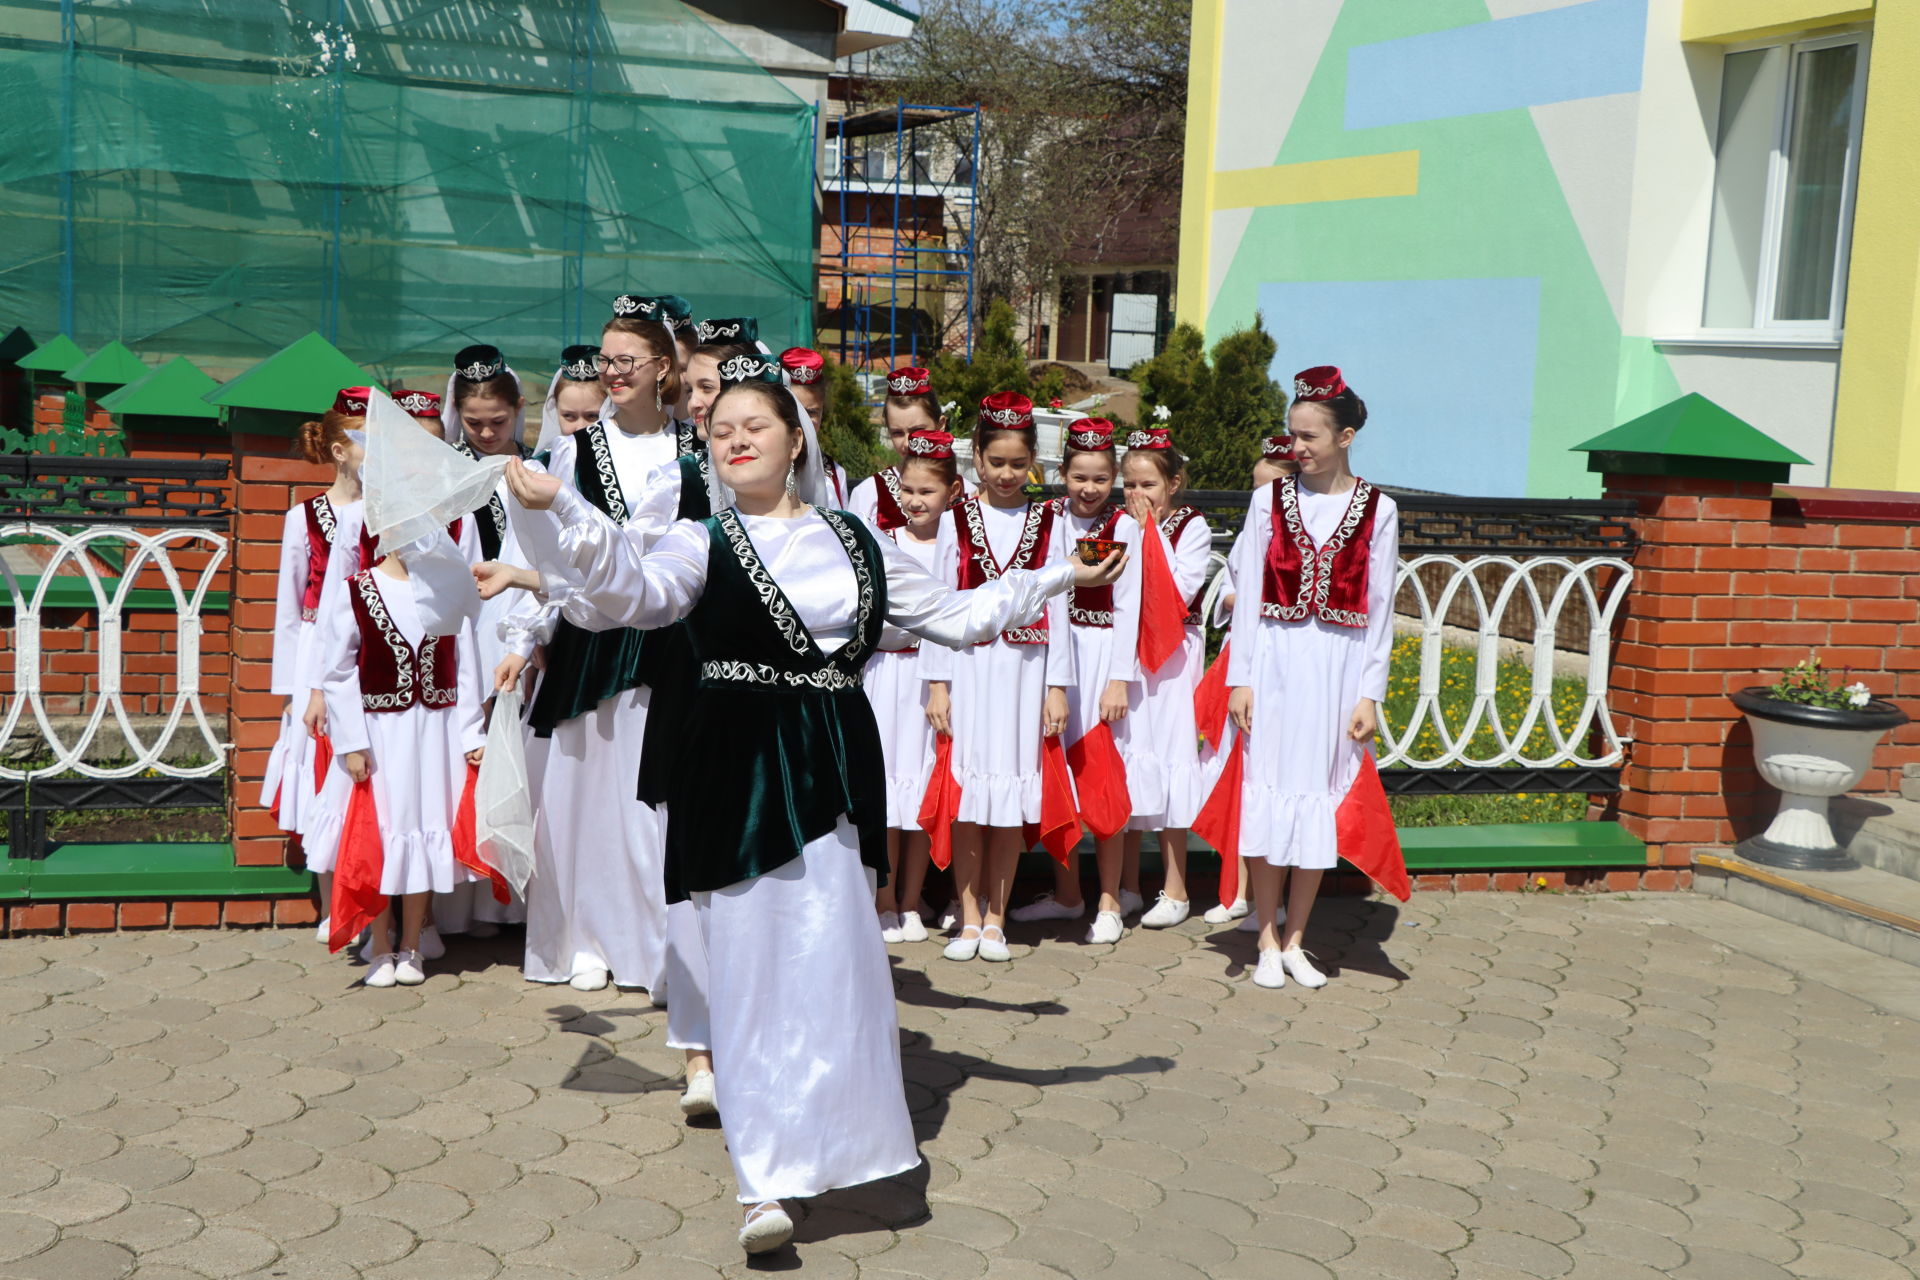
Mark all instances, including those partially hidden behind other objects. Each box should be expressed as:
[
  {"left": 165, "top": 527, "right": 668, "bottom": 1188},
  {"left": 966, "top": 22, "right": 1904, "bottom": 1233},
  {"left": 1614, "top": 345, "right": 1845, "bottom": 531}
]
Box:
[{"left": 1695, "top": 29, "right": 1869, "bottom": 344}]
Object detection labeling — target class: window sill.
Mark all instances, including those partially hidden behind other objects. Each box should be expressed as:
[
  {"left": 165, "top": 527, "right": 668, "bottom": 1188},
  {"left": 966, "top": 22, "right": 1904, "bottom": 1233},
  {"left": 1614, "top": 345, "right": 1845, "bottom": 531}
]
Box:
[{"left": 1652, "top": 333, "right": 1842, "bottom": 351}]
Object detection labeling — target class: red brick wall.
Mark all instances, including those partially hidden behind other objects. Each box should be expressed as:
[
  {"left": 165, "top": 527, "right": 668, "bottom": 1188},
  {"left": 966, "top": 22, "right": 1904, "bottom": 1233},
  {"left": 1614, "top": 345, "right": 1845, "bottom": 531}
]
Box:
[{"left": 1597, "top": 473, "right": 1920, "bottom": 867}]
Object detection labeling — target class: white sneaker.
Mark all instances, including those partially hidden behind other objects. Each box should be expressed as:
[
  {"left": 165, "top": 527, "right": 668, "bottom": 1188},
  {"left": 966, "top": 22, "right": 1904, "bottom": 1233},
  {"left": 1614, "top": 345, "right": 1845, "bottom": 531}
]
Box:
[
  {"left": 1009, "top": 893, "right": 1086, "bottom": 923},
  {"left": 467, "top": 920, "right": 501, "bottom": 939},
  {"left": 680, "top": 1068, "right": 718, "bottom": 1118},
  {"left": 569, "top": 967, "right": 610, "bottom": 992},
  {"left": 943, "top": 928, "right": 981, "bottom": 961},
  {"left": 1140, "top": 894, "right": 1190, "bottom": 928},
  {"left": 939, "top": 910, "right": 959, "bottom": 932},
  {"left": 393, "top": 950, "right": 426, "bottom": 986},
  {"left": 1202, "top": 899, "right": 1249, "bottom": 924},
  {"left": 417, "top": 925, "right": 446, "bottom": 960},
  {"left": 898, "top": 910, "right": 930, "bottom": 943},
  {"left": 1253, "top": 949, "right": 1287, "bottom": 989},
  {"left": 1086, "top": 911, "right": 1125, "bottom": 945},
  {"left": 364, "top": 954, "right": 398, "bottom": 988},
  {"left": 1118, "top": 889, "right": 1145, "bottom": 917},
  {"left": 1239, "top": 906, "right": 1282, "bottom": 933},
  {"left": 1281, "top": 948, "right": 1327, "bottom": 989},
  {"left": 314, "top": 916, "right": 331, "bottom": 945},
  {"left": 878, "top": 911, "right": 905, "bottom": 943},
  {"left": 978, "top": 926, "right": 1011, "bottom": 963},
  {"left": 740, "top": 1202, "right": 793, "bottom": 1254}
]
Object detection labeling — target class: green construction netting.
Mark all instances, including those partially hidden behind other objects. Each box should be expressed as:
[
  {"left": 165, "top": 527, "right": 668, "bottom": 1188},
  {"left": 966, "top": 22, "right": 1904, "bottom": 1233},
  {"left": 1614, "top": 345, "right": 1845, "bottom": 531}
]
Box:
[{"left": 0, "top": 0, "right": 816, "bottom": 381}]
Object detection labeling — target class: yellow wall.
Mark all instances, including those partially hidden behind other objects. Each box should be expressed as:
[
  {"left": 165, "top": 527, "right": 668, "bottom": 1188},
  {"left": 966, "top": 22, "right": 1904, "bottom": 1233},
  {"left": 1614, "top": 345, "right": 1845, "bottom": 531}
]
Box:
[
  {"left": 1831, "top": 2, "right": 1920, "bottom": 489},
  {"left": 1682, "top": 0, "right": 1872, "bottom": 43},
  {"left": 1174, "top": 0, "right": 1223, "bottom": 331}
]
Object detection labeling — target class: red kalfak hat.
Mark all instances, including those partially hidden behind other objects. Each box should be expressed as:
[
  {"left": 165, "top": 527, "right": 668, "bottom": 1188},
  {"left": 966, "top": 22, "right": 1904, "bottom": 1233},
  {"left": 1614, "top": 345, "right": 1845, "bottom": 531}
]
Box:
[
  {"left": 904, "top": 429, "right": 956, "bottom": 459},
  {"left": 779, "top": 347, "right": 825, "bottom": 385},
  {"left": 1066, "top": 418, "right": 1116, "bottom": 452},
  {"left": 886, "top": 366, "right": 931, "bottom": 397},
  {"left": 1292, "top": 365, "right": 1347, "bottom": 402},
  {"left": 333, "top": 386, "right": 375, "bottom": 417},
  {"left": 391, "top": 388, "right": 444, "bottom": 419},
  {"left": 1125, "top": 426, "right": 1173, "bottom": 450},
  {"left": 979, "top": 391, "right": 1034, "bottom": 429},
  {"left": 1262, "top": 433, "right": 1295, "bottom": 461}
]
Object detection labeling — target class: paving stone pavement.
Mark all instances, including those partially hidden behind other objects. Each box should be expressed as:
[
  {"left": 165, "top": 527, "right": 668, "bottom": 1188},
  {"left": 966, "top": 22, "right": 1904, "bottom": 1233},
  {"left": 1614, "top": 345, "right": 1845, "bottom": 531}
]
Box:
[{"left": 1, "top": 891, "right": 1917, "bottom": 1278}]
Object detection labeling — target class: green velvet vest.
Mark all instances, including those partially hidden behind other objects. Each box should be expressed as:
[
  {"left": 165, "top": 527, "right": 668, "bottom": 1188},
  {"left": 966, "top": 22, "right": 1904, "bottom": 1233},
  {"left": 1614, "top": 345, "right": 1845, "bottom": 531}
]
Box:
[
  {"left": 659, "top": 507, "right": 890, "bottom": 902},
  {"left": 635, "top": 454, "right": 714, "bottom": 802},
  {"left": 526, "top": 423, "right": 648, "bottom": 735}
]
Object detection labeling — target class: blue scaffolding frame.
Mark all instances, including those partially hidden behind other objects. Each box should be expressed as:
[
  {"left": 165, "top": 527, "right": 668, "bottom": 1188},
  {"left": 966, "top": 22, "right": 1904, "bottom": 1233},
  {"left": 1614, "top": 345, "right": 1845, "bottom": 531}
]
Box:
[{"left": 825, "top": 100, "right": 981, "bottom": 381}]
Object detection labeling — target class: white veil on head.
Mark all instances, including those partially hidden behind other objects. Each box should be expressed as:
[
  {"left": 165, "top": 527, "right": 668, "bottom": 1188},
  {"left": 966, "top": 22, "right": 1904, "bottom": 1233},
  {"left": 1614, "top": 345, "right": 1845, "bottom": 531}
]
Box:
[
  {"left": 701, "top": 357, "right": 828, "bottom": 515},
  {"left": 533, "top": 345, "right": 604, "bottom": 455}
]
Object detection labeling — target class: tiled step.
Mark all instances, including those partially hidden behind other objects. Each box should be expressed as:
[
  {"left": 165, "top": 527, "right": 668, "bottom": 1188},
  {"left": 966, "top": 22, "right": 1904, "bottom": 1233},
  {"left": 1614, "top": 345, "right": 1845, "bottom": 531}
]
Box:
[{"left": 1692, "top": 850, "right": 1920, "bottom": 968}]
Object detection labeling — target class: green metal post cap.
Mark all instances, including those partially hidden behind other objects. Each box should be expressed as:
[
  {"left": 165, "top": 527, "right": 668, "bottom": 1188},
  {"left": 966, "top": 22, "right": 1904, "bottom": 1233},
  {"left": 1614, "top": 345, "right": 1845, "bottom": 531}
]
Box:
[
  {"left": 16, "top": 333, "right": 87, "bottom": 374},
  {"left": 63, "top": 340, "right": 149, "bottom": 388},
  {"left": 205, "top": 332, "right": 374, "bottom": 416},
  {"left": 99, "top": 357, "right": 223, "bottom": 419}
]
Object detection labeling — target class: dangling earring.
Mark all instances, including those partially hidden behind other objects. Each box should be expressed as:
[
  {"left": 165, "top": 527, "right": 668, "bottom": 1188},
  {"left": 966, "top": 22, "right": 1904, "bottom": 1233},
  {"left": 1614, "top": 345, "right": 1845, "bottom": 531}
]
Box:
[
  {"left": 784, "top": 460, "right": 798, "bottom": 500},
  {"left": 654, "top": 374, "right": 665, "bottom": 415}
]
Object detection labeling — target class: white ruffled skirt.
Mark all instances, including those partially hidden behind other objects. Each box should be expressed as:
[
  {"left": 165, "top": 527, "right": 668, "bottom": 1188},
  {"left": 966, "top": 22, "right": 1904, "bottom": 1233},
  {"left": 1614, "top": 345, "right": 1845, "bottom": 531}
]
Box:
[
  {"left": 864, "top": 647, "right": 935, "bottom": 830},
  {"left": 946, "top": 636, "right": 1047, "bottom": 827},
  {"left": 1126, "top": 626, "right": 1209, "bottom": 832},
  {"left": 1239, "top": 616, "right": 1368, "bottom": 869}
]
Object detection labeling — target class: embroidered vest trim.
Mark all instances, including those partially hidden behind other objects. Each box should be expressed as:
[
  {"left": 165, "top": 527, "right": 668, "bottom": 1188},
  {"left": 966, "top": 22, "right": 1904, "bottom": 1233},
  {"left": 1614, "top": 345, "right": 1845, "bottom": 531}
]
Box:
[
  {"left": 1068, "top": 503, "right": 1125, "bottom": 628},
  {"left": 348, "top": 571, "right": 459, "bottom": 712},
  {"left": 1160, "top": 504, "right": 1208, "bottom": 625},
  {"left": 576, "top": 421, "right": 629, "bottom": 525},
  {"left": 300, "top": 496, "right": 338, "bottom": 621},
  {"left": 872, "top": 466, "right": 908, "bottom": 532},
  {"left": 1259, "top": 476, "right": 1378, "bottom": 629},
  {"left": 954, "top": 496, "right": 1054, "bottom": 645}
]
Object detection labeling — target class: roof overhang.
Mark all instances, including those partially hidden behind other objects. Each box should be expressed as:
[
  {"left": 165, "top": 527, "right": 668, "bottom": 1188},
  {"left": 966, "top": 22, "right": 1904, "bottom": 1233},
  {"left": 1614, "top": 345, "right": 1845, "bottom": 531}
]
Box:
[{"left": 822, "top": 0, "right": 918, "bottom": 57}]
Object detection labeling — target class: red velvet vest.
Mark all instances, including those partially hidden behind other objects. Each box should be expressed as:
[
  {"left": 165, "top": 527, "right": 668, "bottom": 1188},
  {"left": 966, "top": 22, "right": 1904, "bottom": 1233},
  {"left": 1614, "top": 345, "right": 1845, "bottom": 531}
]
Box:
[
  {"left": 357, "top": 516, "right": 463, "bottom": 573},
  {"left": 1160, "top": 505, "right": 1209, "bottom": 625},
  {"left": 300, "top": 496, "right": 339, "bottom": 621},
  {"left": 1067, "top": 503, "right": 1125, "bottom": 629},
  {"left": 348, "top": 571, "right": 459, "bottom": 712},
  {"left": 1260, "top": 475, "right": 1378, "bottom": 629},
  {"left": 871, "top": 467, "right": 909, "bottom": 532},
  {"left": 953, "top": 496, "right": 1055, "bottom": 645}
]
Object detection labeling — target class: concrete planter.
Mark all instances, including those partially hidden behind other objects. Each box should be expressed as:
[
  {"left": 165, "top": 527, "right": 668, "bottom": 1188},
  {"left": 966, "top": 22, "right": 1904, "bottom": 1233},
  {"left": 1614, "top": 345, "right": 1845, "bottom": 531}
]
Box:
[{"left": 1731, "top": 687, "right": 1909, "bottom": 870}]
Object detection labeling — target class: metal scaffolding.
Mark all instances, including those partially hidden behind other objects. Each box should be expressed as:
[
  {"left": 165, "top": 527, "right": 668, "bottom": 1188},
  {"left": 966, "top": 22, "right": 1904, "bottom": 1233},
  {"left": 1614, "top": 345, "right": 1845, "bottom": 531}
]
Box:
[{"left": 822, "top": 100, "right": 981, "bottom": 377}]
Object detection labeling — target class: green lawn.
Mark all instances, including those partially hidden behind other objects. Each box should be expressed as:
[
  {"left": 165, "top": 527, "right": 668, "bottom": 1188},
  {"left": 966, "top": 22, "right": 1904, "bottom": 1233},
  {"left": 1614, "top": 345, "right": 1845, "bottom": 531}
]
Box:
[{"left": 1380, "top": 635, "right": 1596, "bottom": 827}]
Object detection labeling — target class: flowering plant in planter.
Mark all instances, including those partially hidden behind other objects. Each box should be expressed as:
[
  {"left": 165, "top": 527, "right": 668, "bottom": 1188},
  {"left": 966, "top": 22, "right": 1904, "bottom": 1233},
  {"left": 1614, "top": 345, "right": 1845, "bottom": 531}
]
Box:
[
  {"left": 1766, "top": 653, "right": 1873, "bottom": 711},
  {"left": 1731, "top": 654, "right": 1909, "bottom": 870}
]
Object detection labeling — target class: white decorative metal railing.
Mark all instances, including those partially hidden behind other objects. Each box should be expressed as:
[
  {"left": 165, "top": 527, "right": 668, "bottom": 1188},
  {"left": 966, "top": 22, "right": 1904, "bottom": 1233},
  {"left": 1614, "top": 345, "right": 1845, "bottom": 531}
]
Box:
[{"left": 0, "top": 523, "right": 229, "bottom": 782}]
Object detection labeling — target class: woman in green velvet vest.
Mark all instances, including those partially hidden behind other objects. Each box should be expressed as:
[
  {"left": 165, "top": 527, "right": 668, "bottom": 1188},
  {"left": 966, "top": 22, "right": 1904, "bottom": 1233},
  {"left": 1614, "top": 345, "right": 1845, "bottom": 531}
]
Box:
[{"left": 489, "top": 380, "right": 1122, "bottom": 1257}]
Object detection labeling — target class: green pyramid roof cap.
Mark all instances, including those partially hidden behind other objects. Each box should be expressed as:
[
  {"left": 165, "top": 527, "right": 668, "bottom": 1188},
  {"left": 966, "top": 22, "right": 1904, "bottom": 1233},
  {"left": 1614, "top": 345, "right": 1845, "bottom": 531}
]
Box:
[
  {"left": 1575, "top": 393, "right": 1809, "bottom": 465},
  {"left": 0, "top": 327, "right": 36, "bottom": 364},
  {"left": 17, "top": 333, "right": 87, "bottom": 373},
  {"left": 98, "top": 357, "right": 222, "bottom": 419},
  {"left": 205, "top": 332, "right": 373, "bottom": 413},
  {"left": 63, "top": 339, "right": 149, "bottom": 388}
]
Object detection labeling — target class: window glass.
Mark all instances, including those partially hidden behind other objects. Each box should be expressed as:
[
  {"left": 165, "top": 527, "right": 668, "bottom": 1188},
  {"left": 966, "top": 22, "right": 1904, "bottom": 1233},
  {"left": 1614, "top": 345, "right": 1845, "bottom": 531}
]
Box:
[
  {"left": 1774, "top": 42, "right": 1858, "bottom": 322},
  {"left": 1702, "top": 48, "right": 1784, "bottom": 329}
]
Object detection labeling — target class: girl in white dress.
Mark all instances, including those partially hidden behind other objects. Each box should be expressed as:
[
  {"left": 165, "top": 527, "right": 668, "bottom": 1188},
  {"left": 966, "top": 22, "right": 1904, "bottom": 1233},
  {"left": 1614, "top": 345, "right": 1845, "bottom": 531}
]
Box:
[
  {"left": 1225, "top": 369, "right": 1398, "bottom": 989},
  {"left": 490, "top": 380, "right": 1119, "bottom": 1254},
  {"left": 496, "top": 315, "right": 681, "bottom": 994},
  {"left": 921, "top": 392, "right": 1077, "bottom": 963},
  {"left": 265, "top": 392, "right": 367, "bottom": 939},
  {"left": 1051, "top": 419, "right": 1143, "bottom": 946},
  {"left": 1123, "top": 428, "right": 1216, "bottom": 930},
  {"left": 313, "top": 542, "right": 486, "bottom": 988},
  {"left": 847, "top": 367, "right": 951, "bottom": 531},
  {"left": 861, "top": 428, "right": 963, "bottom": 944}
]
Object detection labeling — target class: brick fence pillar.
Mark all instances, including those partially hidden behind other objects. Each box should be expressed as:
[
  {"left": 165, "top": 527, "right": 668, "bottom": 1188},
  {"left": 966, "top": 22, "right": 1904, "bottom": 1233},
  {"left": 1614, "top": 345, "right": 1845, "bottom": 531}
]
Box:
[{"left": 227, "top": 435, "right": 332, "bottom": 869}]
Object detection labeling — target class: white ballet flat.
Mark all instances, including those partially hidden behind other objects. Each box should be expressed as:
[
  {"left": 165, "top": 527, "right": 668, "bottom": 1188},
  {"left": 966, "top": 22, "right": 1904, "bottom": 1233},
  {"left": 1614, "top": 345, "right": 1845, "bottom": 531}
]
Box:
[
  {"left": 569, "top": 967, "right": 610, "bottom": 992},
  {"left": 1280, "top": 947, "right": 1328, "bottom": 989},
  {"left": 878, "top": 911, "right": 904, "bottom": 943},
  {"left": 943, "top": 927, "right": 982, "bottom": 961},
  {"left": 680, "top": 1068, "right": 718, "bottom": 1118},
  {"left": 740, "top": 1201, "right": 793, "bottom": 1254},
  {"left": 314, "top": 916, "right": 331, "bottom": 945},
  {"left": 1202, "top": 899, "right": 1249, "bottom": 924},
  {"left": 898, "top": 910, "right": 930, "bottom": 943},
  {"left": 1252, "top": 949, "right": 1287, "bottom": 989},
  {"left": 364, "top": 954, "right": 398, "bottom": 989},
  {"left": 416, "top": 925, "right": 446, "bottom": 960},
  {"left": 1085, "top": 911, "right": 1125, "bottom": 945},
  {"left": 393, "top": 950, "right": 426, "bottom": 986},
  {"left": 1140, "top": 894, "right": 1190, "bottom": 928},
  {"left": 977, "top": 926, "right": 1011, "bottom": 963},
  {"left": 1009, "top": 893, "right": 1084, "bottom": 922}
]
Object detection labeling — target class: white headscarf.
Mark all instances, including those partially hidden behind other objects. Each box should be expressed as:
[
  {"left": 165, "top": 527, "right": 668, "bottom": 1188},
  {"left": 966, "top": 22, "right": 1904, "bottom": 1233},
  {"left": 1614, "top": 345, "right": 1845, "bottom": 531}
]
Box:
[
  {"left": 443, "top": 363, "right": 526, "bottom": 448},
  {"left": 702, "top": 381, "right": 829, "bottom": 516}
]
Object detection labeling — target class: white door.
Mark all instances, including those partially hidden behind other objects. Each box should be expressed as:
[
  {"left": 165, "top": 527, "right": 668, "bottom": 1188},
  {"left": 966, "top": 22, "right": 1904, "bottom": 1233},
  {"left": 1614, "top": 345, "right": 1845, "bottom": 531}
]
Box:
[{"left": 1108, "top": 293, "right": 1159, "bottom": 370}]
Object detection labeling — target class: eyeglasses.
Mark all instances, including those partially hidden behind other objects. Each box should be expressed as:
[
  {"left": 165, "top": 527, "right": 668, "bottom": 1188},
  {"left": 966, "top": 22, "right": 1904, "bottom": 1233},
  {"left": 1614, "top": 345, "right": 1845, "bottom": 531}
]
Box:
[{"left": 592, "top": 353, "right": 662, "bottom": 375}]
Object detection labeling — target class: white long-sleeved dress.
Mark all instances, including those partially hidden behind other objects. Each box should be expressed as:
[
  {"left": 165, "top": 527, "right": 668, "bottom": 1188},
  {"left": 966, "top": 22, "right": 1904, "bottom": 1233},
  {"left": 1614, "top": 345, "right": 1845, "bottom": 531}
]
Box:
[
  {"left": 916, "top": 499, "right": 1075, "bottom": 827},
  {"left": 1127, "top": 508, "right": 1215, "bottom": 830},
  {"left": 537, "top": 488, "right": 1074, "bottom": 1204},
  {"left": 515, "top": 419, "right": 679, "bottom": 989},
  {"left": 1225, "top": 482, "right": 1399, "bottom": 867},
  {"left": 311, "top": 568, "right": 487, "bottom": 894},
  {"left": 862, "top": 529, "right": 942, "bottom": 830},
  {"left": 1059, "top": 504, "right": 1143, "bottom": 801},
  {"left": 261, "top": 496, "right": 357, "bottom": 835}
]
